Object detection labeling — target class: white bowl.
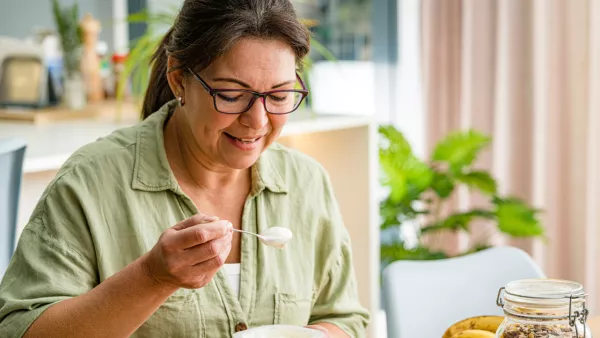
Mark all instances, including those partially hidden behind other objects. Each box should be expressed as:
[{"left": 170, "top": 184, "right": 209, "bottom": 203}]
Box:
[{"left": 232, "top": 325, "right": 326, "bottom": 338}]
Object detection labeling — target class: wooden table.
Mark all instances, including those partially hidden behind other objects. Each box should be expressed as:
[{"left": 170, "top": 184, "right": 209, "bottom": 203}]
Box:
[{"left": 590, "top": 316, "right": 600, "bottom": 336}]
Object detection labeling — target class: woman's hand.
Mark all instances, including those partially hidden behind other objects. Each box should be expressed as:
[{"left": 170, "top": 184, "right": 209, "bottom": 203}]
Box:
[
  {"left": 307, "top": 325, "right": 330, "bottom": 337},
  {"left": 306, "top": 323, "right": 349, "bottom": 338},
  {"left": 142, "top": 213, "right": 233, "bottom": 289}
]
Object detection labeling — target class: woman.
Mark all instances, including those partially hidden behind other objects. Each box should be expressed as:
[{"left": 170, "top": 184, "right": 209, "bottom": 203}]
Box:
[{"left": 0, "top": 0, "right": 369, "bottom": 337}]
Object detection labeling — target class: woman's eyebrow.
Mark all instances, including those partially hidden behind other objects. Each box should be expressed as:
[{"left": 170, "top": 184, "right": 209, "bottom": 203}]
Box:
[
  {"left": 271, "top": 79, "right": 296, "bottom": 89},
  {"left": 212, "top": 77, "right": 251, "bottom": 88},
  {"left": 212, "top": 78, "right": 296, "bottom": 89}
]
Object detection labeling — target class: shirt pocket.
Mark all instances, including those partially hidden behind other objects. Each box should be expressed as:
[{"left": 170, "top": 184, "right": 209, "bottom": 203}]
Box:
[
  {"left": 133, "top": 289, "right": 205, "bottom": 338},
  {"left": 274, "top": 292, "right": 312, "bottom": 326}
]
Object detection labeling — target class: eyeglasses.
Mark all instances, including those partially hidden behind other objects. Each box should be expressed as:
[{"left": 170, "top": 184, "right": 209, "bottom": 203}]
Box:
[{"left": 188, "top": 68, "right": 309, "bottom": 115}]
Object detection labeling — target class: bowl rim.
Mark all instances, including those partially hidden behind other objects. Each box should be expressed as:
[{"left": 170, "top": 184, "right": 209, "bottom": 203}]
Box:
[{"left": 232, "top": 324, "right": 325, "bottom": 337}]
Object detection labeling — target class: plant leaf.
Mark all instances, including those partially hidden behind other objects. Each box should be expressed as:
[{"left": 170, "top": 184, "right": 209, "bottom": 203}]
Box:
[
  {"left": 381, "top": 244, "right": 447, "bottom": 264},
  {"left": 431, "top": 171, "right": 454, "bottom": 198},
  {"left": 380, "top": 197, "right": 429, "bottom": 230},
  {"left": 494, "top": 197, "right": 544, "bottom": 237},
  {"left": 379, "top": 153, "right": 407, "bottom": 202},
  {"left": 51, "top": 0, "right": 83, "bottom": 76},
  {"left": 432, "top": 130, "right": 491, "bottom": 174},
  {"left": 380, "top": 197, "right": 401, "bottom": 230},
  {"left": 421, "top": 209, "right": 495, "bottom": 233},
  {"left": 462, "top": 244, "right": 493, "bottom": 256},
  {"left": 457, "top": 171, "right": 498, "bottom": 195},
  {"left": 125, "top": 6, "right": 179, "bottom": 26},
  {"left": 379, "top": 125, "right": 433, "bottom": 203},
  {"left": 310, "top": 37, "right": 337, "bottom": 61},
  {"left": 379, "top": 125, "right": 412, "bottom": 155},
  {"left": 126, "top": 10, "right": 151, "bottom": 23},
  {"left": 117, "top": 24, "right": 165, "bottom": 101}
]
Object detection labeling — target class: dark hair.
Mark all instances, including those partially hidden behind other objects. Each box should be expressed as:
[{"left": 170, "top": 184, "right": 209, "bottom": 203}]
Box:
[{"left": 142, "top": 0, "right": 311, "bottom": 118}]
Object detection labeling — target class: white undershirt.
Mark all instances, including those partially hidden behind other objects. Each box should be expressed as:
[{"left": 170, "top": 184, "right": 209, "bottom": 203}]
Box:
[{"left": 223, "top": 263, "right": 241, "bottom": 297}]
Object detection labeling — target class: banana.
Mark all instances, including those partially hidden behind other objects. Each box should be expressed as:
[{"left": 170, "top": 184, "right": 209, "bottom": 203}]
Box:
[
  {"left": 450, "top": 329, "right": 496, "bottom": 338},
  {"left": 442, "top": 316, "right": 504, "bottom": 338}
]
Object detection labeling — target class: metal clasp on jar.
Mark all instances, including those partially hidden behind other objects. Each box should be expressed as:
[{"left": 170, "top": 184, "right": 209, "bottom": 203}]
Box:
[{"left": 569, "top": 294, "right": 590, "bottom": 338}]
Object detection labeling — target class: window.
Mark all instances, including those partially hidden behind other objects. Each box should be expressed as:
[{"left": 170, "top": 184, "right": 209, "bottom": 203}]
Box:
[{"left": 296, "top": 0, "right": 372, "bottom": 61}]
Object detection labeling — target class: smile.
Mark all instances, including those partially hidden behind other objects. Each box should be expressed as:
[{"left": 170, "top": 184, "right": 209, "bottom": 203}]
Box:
[
  {"left": 224, "top": 132, "right": 263, "bottom": 144},
  {"left": 224, "top": 133, "right": 263, "bottom": 150}
]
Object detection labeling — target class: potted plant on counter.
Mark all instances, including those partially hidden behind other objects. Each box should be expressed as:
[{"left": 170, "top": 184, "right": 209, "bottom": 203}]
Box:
[
  {"left": 51, "top": 0, "right": 85, "bottom": 110},
  {"left": 379, "top": 125, "right": 545, "bottom": 267}
]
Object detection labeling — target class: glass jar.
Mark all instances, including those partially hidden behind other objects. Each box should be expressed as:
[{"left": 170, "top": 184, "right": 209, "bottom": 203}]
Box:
[{"left": 496, "top": 279, "right": 592, "bottom": 338}]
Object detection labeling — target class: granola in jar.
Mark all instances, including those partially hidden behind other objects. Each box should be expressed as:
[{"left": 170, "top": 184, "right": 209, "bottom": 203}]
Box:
[{"left": 499, "top": 323, "right": 578, "bottom": 338}]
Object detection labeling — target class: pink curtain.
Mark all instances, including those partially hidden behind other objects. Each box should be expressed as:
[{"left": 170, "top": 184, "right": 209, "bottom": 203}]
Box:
[{"left": 421, "top": 0, "right": 600, "bottom": 313}]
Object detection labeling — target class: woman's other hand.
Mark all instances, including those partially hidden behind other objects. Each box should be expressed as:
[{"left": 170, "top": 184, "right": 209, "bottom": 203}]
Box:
[
  {"left": 142, "top": 213, "right": 233, "bottom": 289},
  {"left": 307, "top": 323, "right": 351, "bottom": 338},
  {"left": 306, "top": 324, "right": 330, "bottom": 337}
]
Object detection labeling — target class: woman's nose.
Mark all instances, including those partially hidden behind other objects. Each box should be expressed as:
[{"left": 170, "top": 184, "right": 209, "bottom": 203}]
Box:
[{"left": 239, "top": 97, "right": 269, "bottom": 130}]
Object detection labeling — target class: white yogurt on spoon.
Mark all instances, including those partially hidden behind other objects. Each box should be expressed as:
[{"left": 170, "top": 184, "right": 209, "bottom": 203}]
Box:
[{"left": 258, "top": 227, "right": 293, "bottom": 248}]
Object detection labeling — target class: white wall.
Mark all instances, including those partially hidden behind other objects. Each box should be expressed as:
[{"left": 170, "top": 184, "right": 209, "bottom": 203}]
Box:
[
  {"left": 394, "top": 0, "right": 426, "bottom": 157},
  {"left": 148, "top": 0, "right": 182, "bottom": 13},
  {"left": 112, "top": 0, "right": 128, "bottom": 54},
  {"left": 0, "top": 0, "right": 115, "bottom": 53},
  {"left": 370, "top": 0, "right": 425, "bottom": 156}
]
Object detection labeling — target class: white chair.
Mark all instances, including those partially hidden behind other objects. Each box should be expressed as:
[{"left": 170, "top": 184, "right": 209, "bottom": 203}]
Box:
[
  {"left": 381, "top": 246, "right": 545, "bottom": 338},
  {"left": 0, "top": 137, "right": 26, "bottom": 278}
]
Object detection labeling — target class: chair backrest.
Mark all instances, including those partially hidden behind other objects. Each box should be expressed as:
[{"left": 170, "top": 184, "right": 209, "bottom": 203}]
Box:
[
  {"left": 381, "top": 246, "right": 545, "bottom": 338},
  {"left": 0, "top": 137, "right": 26, "bottom": 277}
]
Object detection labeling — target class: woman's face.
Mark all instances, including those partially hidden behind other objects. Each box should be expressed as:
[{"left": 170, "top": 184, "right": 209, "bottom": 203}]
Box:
[{"left": 173, "top": 38, "right": 298, "bottom": 170}]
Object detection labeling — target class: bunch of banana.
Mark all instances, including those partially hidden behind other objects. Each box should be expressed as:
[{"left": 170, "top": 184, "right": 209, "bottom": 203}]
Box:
[{"left": 442, "top": 316, "right": 504, "bottom": 338}]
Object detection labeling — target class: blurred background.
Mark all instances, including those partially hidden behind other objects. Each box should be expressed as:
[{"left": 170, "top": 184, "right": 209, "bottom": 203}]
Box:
[{"left": 0, "top": 0, "right": 599, "bottom": 337}]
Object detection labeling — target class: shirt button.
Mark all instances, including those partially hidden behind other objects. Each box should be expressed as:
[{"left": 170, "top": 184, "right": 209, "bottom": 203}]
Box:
[{"left": 235, "top": 323, "right": 248, "bottom": 332}]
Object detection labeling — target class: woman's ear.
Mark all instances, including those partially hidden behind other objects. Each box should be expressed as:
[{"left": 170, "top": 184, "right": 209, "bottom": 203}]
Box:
[{"left": 166, "top": 55, "right": 185, "bottom": 98}]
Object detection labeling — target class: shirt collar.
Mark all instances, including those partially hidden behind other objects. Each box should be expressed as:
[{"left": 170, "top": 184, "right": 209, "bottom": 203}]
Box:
[{"left": 132, "top": 100, "right": 287, "bottom": 194}]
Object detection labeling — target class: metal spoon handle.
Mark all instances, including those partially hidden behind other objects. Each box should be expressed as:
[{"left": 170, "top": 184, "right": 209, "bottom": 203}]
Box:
[{"left": 232, "top": 228, "right": 263, "bottom": 239}]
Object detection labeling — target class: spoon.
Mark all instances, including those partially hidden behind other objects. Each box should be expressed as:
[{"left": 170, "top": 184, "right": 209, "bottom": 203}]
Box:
[{"left": 232, "top": 227, "right": 293, "bottom": 248}]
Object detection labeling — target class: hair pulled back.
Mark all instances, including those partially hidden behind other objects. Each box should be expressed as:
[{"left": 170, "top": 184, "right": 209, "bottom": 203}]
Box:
[{"left": 141, "top": 0, "right": 311, "bottom": 118}]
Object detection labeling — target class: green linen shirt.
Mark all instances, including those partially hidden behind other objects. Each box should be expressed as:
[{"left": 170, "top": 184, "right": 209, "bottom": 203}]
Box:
[{"left": 0, "top": 101, "right": 370, "bottom": 338}]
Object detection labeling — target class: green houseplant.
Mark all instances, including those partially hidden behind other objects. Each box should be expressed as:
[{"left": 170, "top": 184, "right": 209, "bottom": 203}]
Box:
[
  {"left": 51, "top": 0, "right": 85, "bottom": 109},
  {"left": 51, "top": 0, "right": 83, "bottom": 78},
  {"left": 379, "top": 125, "right": 545, "bottom": 267}
]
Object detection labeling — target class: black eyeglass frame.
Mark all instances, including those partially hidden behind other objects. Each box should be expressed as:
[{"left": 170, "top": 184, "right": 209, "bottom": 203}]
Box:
[{"left": 187, "top": 68, "right": 309, "bottom": 115}]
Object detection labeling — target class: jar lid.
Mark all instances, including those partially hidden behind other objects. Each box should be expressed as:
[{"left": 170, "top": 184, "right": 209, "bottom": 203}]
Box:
[{"left": 503, "top": 279, "right": 586, "bottom": 307}]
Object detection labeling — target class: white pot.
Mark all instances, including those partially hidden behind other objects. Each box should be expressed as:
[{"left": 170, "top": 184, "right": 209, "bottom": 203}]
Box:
[{"left": 63, "top": 74, "right": 87, "bottom": 110}]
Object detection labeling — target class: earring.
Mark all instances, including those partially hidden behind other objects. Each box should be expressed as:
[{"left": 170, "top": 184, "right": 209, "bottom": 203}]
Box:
[{"left": 177, "top": 96, "right": 185, "bottom": 107}]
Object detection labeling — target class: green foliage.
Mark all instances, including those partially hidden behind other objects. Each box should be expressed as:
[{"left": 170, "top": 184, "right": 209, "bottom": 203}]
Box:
[
  {"left": 456, "top": 171, "right": 497, "bottom": 195},
  {"left": 493, "top": 197, "right": 545, "bottom": 237},
  {"left": 432, "top": 130, "right": 491, "bottom": 174},
  {"left": 420, "top": 209, "right": 495, "bottom": 234},
  {"left": 51, "top": 0, "right": 83, "bottom": 77},
  {"left": 379, "top": 125, "right": 544, "bottom": 266},
  {"left": 381, "top": 244, "right": 447, "bottom": 263},
  {"left": 379, "top": 125, "right": 433, "bottom": 204},
  {"left": 117, "top": 6, "right": 181, "bottom": 103}
]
